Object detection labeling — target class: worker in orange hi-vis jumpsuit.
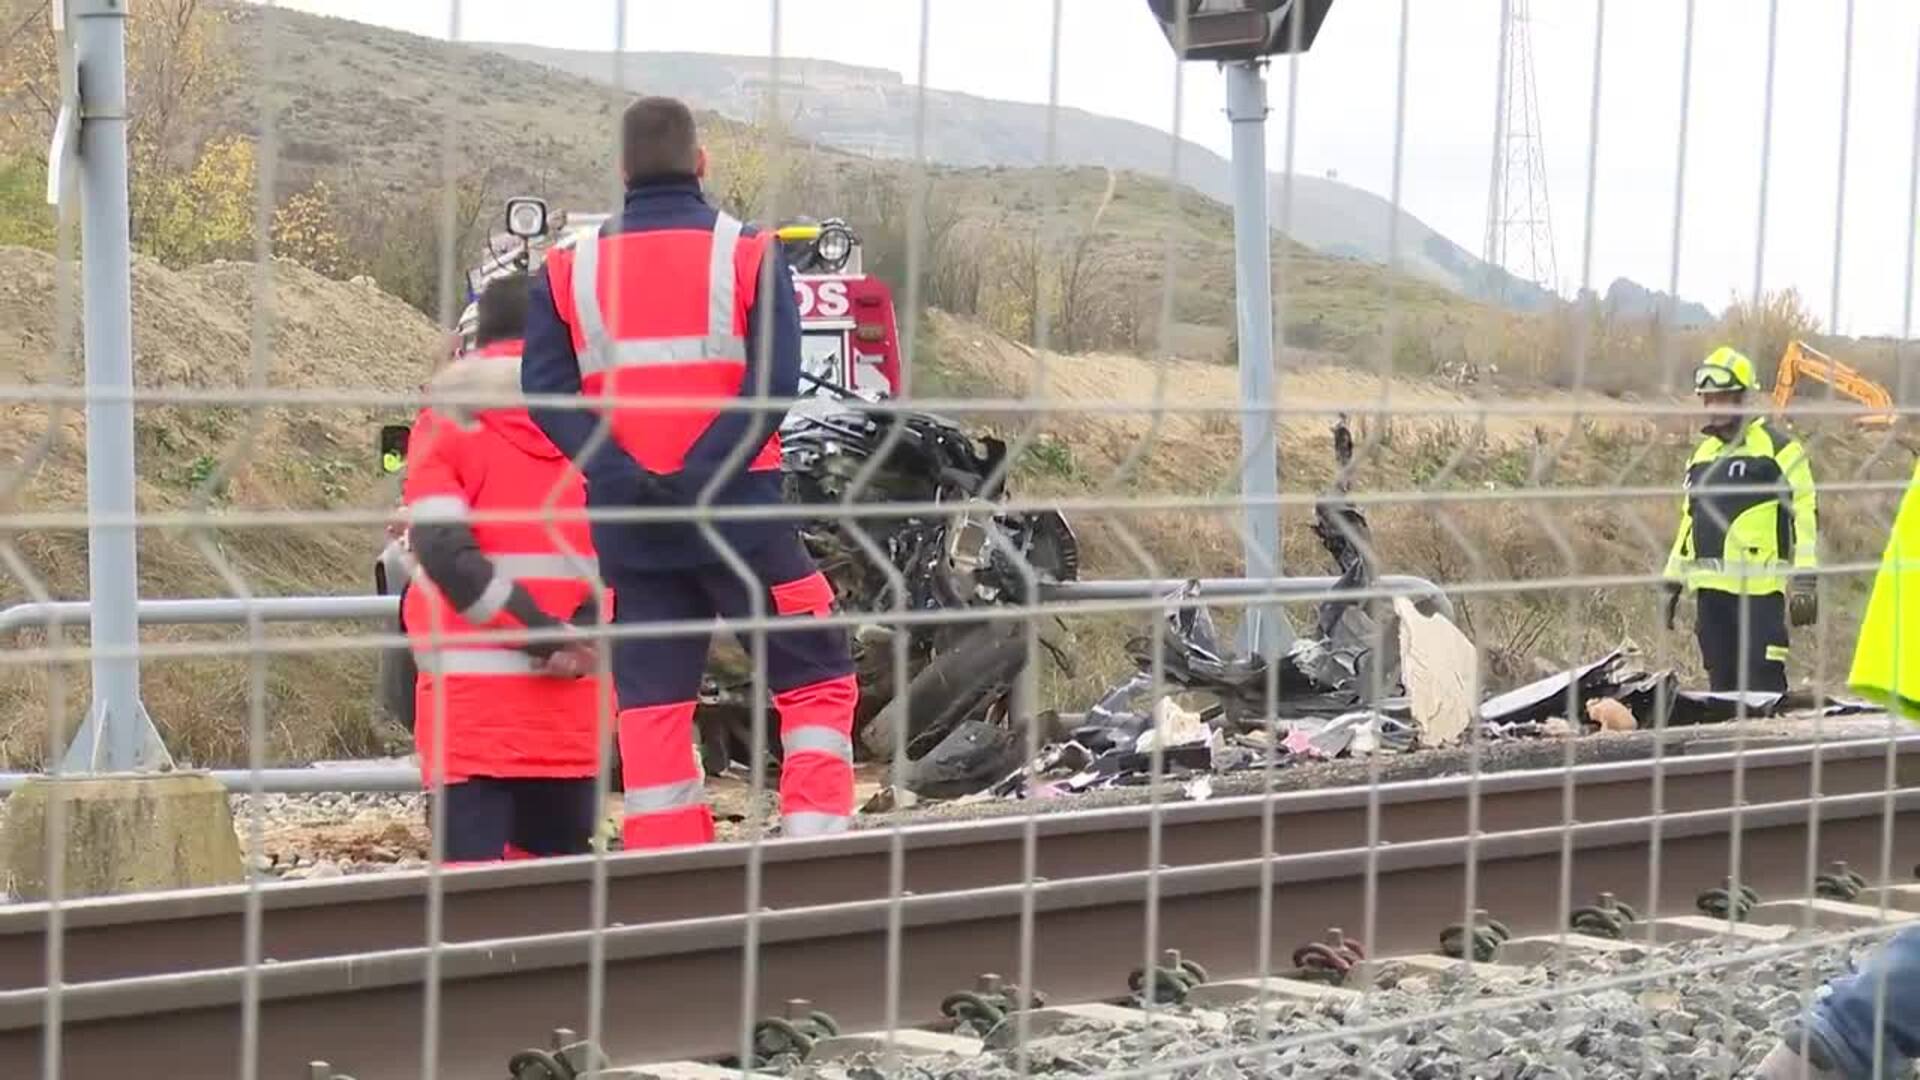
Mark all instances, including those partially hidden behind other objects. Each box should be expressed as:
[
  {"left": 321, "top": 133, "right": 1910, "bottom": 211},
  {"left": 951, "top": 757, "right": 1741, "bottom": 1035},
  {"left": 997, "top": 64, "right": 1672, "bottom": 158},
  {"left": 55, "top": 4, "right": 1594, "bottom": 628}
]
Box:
[
  {"left": 404, "top": 272, "right": 610, "bottom": 863},
  {"left": 520, "top": 96, "right": 856, "bottom": 850}
]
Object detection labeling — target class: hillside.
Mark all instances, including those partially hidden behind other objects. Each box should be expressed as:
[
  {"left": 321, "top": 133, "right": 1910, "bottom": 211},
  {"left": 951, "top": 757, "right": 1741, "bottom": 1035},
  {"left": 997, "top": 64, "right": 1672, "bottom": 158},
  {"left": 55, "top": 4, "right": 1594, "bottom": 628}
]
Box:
[
  {"left": 216, "top": 5, "right": 642, "bottom": 208},
  {"left": 481, "top": 43, "right": 1598, "bottom": 313},
  {"left": 916, "top": 310, "right": 1907, "bottom": 703},
  {"left": 184, "top": 3, "right": 1481, "bottom": 359},
  {"left": 0, "top": 257, "right": 1903, "bottom": 769},
  {"left": 0, "top": 246, "right": 440, "bottom": 769}
]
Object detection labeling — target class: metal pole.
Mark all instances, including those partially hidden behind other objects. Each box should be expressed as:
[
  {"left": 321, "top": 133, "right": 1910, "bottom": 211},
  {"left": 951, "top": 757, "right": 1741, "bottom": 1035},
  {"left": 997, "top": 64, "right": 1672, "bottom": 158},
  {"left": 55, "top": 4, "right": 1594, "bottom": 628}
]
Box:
[
  {"left": 60, "top": 0, "right": 171, "bottom": 773},
  {"left": 1225, "top": 59, "right": 1292, "bottom": 659}
]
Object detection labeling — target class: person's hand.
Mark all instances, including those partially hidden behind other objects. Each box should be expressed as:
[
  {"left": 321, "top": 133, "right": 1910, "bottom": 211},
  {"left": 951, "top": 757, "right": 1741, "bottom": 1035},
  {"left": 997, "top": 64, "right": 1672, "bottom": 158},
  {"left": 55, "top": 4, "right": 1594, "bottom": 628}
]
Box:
[
  {"left": 1662, "top": 580, "right": 1684, "bottom": 630},
  {"left": 1789, "top": 574, "right": 1819, "bottom": 627},
  {"left": 588, "top": 464, "right": 679, "bottom": 507},
  {"left": 539, "top": 640, "right": 599, "bottom": 679}
]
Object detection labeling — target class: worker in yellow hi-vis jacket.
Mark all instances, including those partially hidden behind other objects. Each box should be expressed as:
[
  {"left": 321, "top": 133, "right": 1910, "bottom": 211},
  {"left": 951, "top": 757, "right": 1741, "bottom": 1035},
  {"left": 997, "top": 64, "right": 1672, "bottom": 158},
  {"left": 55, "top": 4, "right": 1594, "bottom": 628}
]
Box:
[
  {"left": 1754, "top": 459, "right": 1919, "bottom": 1077},
  {"left": 1661, "top": 346, "right": 1819, "bottom": 693}
]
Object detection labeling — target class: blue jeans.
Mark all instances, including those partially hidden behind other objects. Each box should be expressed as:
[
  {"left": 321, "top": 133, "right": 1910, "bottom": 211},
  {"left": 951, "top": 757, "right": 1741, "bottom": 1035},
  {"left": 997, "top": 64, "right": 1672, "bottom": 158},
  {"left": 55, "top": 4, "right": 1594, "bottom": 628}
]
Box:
[{"left": 1805, "top": 925, "right": 1920, "bottom": 1079}]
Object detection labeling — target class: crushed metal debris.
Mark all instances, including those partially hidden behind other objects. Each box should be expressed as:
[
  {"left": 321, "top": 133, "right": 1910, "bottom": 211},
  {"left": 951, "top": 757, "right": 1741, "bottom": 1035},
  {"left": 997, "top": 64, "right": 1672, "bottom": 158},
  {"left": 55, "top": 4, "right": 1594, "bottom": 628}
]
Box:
[{"left": 697, "top": 415, "right": 1877, "bottom": 811}]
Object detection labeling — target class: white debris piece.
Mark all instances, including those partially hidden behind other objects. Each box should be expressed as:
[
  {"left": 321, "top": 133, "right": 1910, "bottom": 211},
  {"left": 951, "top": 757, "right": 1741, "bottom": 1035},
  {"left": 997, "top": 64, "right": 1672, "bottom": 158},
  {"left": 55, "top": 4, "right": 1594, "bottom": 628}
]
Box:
[
  {"left": 1133, "top": 697, "right": 1211, "bottom": 752},
  {"left": 1392, "top": 597, "right": 1478, "bottom": 747}
]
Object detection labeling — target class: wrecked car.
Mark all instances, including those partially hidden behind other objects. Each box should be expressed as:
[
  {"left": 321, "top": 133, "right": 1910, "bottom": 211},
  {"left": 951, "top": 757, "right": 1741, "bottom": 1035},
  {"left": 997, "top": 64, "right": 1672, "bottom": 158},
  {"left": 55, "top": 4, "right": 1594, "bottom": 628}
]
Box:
[{"left": 692, "top": 381, "right": 1081, "bottom": 773}]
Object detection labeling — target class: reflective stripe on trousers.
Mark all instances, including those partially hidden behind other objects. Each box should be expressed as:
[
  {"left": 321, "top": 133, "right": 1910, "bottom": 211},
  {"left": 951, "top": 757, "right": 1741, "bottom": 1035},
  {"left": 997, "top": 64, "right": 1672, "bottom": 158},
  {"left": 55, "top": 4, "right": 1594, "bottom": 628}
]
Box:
[
  {"left": 781, "top": 724, "right": 854, "bottom": 763},
  {"left": 616, "top": 702, "right": 716, "bottom": 850},
  {"left": 774, "top": 675, "right": 857, "bottom": 836},
  {"left": 622, "top": 776, "right": 704, "bottom": 815},
  {"left": 783, "top": 812, "right": 851, "bottom": 838}
]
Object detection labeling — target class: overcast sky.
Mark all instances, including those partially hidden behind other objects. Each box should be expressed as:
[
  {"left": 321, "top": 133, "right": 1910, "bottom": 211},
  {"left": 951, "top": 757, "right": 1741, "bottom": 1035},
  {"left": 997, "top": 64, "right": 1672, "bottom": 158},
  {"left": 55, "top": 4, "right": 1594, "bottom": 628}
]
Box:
[{"left": 278, "top": 0, "right": 1920, "bottom": 338}]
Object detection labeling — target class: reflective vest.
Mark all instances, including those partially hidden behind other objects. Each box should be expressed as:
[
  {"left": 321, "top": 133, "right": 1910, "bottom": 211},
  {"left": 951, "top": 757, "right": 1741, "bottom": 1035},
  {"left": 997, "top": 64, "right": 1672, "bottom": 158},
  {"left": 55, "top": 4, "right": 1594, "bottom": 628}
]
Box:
[
  {"left": 402, "top": 340, "right": 607, "bottom": 784},
  {"left": 544, "top": 213, "right": 782, "bottom": 475},
  {"left": 1850, "top": 460, "right": 1920, "bottom": 718},
  {"left": 1664, "top": 417, "right": 1818, "bottom": 596}
]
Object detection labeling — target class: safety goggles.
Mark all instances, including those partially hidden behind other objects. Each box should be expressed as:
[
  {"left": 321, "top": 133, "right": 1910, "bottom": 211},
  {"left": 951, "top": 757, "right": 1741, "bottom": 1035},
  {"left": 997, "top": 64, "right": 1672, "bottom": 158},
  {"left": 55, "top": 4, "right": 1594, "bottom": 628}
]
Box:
[{"left": 1692, "top": 365, "right": 1745, "bottom": 393}]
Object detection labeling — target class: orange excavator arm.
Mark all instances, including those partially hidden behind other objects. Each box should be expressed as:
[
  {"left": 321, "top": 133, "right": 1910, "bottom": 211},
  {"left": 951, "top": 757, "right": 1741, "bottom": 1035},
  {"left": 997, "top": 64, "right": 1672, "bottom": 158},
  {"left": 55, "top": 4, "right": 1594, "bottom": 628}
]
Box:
[{"left": 1770, "top": 340, "right": 1896, "bottom": 427}]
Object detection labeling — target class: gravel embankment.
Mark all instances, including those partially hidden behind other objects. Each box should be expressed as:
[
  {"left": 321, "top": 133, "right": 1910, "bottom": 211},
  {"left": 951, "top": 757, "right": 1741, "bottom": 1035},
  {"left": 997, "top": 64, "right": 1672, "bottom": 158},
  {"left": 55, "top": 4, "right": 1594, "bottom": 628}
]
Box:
[
  {"left": 784, "top": 933, "right": 1883, "bottom": 1079},
  {"left": 12, "top": 715, "right": 1880, "bottom": 880},
  {"left": 229, "top": 791, "right": 428, "bottom": 878},
  {"left": 854, "top": 714, "right": 1905, "bottom": 829},
  {"left": 224, "top": 772, "right": 792, "bottom": 875}
]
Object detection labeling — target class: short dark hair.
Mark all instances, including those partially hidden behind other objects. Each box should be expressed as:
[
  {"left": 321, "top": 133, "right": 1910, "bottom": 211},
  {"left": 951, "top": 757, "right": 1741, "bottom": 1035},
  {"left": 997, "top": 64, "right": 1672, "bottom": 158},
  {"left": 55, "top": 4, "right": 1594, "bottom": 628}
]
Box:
[
  {"left": 621, "top": 96, "right": 700, "bottom": 181},
  {"left": 474, "top": 272, "right": 529, "bottom": 347}
]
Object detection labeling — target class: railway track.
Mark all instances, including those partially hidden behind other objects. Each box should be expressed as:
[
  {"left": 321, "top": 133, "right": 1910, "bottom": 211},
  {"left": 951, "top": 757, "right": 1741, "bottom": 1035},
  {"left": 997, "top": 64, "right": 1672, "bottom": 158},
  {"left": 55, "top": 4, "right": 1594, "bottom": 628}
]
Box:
[{"left": 2, "top": 736, "right": 1916, "bottom": 1077}]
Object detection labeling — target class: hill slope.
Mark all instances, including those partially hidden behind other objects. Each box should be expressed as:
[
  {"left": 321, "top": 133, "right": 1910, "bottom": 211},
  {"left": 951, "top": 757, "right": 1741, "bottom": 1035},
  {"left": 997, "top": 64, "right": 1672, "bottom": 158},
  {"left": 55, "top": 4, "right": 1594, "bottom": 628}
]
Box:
[
  {"left": 917, "top": 309, "right": 1900, "bottom": 700},
  {"left": 198, "top": 4, "right": 1484, "bottom": 358},
  {"left": 0, "top": 246, "right": 440, "bottom": 768},
  {"left": 481, "top": 43, "right": 1569, "bottom": 311}
]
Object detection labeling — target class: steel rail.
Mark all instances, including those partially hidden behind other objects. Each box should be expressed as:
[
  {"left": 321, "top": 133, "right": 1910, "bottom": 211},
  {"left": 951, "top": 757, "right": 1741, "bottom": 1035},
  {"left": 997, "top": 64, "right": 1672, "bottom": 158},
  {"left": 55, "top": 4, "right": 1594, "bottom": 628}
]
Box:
[
  {"left": 2, "top": 735, "right": 1911, "bottom": 995},
  {"left": 4, "top": 785, "right": 1914, "bottom": 1078}
]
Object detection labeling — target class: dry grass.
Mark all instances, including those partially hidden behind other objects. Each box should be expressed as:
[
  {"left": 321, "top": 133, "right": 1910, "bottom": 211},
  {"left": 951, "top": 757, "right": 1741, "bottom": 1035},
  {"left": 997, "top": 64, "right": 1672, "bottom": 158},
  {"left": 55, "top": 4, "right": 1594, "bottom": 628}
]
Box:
[
  {"left": 1, "top": 258, "right": 1905, "bottom": 769},
  {"left": 922, "top": 311, "right": 1911, "bottom": 709},
  {"left": 0, "top": 247, "right": 440, "bottom": 768}
]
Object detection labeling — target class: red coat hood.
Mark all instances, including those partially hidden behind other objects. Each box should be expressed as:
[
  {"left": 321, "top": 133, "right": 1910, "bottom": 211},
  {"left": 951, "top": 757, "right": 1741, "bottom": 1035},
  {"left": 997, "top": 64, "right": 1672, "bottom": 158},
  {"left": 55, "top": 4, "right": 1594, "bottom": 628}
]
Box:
[{"left": 425, "top": 348, "right": 565, "bottom": 460}]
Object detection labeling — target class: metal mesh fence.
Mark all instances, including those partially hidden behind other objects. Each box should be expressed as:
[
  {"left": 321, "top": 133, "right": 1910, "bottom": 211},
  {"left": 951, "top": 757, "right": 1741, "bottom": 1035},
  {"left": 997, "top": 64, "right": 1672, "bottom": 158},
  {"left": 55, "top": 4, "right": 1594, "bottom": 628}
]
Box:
[{"left": 3, "top": 0, "right": 1920, "bottom": 1077}]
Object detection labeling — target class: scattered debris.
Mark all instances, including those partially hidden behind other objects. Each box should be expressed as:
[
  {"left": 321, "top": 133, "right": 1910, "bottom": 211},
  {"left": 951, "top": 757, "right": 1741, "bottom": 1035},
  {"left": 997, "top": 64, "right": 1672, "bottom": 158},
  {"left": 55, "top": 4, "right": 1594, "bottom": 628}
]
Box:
[
  {"left": 1136, "top": 698, "right": 1211, "bottom": 753},
  {"left": 857, "top": 784, "right": 918, "bottom": 814},
  {"left": 699, "top": 394, "right": 1080, "bottom": 771},
  {"left": 842, "top": 418, "right": 1886, "bottom": 817},
  {"left": 1586, "top": 697, "right": 1637, "bottom": 733},
  {"left": 896, "top": 702, "right": 1069, "bottom": 799},
  {"left": 1477, "top": 650, "right": 1627, "bottom": 729},
  {"left": 1393, "top": 596, "right": 1478, "bottom": 748}
]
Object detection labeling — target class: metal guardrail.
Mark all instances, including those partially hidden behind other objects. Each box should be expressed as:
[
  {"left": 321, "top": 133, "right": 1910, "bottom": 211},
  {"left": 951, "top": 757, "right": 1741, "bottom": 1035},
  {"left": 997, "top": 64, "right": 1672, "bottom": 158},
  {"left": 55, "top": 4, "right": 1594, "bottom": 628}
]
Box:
[
  {"left": 0, "top": 764, "right": 420, "bottom": 795},
  {"left": 0, "top": 594, "right": 414, "bottom": 793},
  {"left": 0, "top": 574, "right": 1450, "bottom": 794},
  {"left": 0, "top": 574, "right": 1450, "bottom": 637},
  {"left": 0, "top": 595, "right": 395, "bottom": 634},
  {"left": 1041, "top": 575, "right": 1454, "bottom": 619}
]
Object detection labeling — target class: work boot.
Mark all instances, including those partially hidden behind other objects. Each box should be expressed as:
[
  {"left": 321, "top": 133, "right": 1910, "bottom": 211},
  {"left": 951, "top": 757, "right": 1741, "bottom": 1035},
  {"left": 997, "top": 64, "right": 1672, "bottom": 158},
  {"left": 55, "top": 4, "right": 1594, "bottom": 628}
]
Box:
[{"left": 1753, "top": 1041, "right": 1843, "bottom": 1080}]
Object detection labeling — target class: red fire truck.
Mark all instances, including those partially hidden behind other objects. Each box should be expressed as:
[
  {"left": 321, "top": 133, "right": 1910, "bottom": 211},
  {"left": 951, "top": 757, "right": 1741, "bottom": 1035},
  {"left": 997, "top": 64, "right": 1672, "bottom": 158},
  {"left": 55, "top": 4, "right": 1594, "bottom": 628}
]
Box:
[
  {"left": 446, "top": 201, "right": 902, "bottom": 398},
  {"left": 775, "top": 219, "right": 902, "bottom": 399}
]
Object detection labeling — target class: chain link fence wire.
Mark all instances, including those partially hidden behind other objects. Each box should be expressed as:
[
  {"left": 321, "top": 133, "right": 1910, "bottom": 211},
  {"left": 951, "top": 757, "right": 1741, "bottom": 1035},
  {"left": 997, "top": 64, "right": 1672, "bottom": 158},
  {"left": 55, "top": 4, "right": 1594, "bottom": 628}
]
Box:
[{"left": 4, "top": 0, "right": 1920, "bottom": 1076}]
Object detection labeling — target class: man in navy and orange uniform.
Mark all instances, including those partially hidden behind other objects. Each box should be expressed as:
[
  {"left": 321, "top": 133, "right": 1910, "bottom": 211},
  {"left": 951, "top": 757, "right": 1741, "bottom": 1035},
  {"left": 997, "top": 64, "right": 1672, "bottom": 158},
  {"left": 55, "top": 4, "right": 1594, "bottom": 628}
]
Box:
[
  {"left": 521, "top": 96, "right": 856, "bottom": 850},
  {"left": 404, "top": 272, "right": 608, "bottom": 863}
]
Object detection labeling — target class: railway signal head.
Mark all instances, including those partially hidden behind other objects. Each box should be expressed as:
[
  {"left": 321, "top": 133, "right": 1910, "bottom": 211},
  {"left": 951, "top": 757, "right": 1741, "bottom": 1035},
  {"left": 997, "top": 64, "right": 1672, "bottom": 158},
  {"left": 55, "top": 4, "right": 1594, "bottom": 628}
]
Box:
[{"left": 1145, "top": 0, "right": 1337, "bottom": 62}]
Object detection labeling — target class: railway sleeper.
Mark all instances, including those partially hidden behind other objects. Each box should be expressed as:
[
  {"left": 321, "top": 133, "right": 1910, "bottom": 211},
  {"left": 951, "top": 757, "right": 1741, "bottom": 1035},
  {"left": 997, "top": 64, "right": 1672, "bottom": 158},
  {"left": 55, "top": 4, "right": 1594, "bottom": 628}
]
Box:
[
  {"left": 1860, "top": 882, "right": 1920, "bottom": 911},
  {"left": 1740, "top": 896, "right": 1920, "bottom": 931},
  {"left": 527, "top": 886, "right": 1908, "bottom": 1077},
  {"left": 582, "top": 1065, "right": 775, "bottom": 1079}
]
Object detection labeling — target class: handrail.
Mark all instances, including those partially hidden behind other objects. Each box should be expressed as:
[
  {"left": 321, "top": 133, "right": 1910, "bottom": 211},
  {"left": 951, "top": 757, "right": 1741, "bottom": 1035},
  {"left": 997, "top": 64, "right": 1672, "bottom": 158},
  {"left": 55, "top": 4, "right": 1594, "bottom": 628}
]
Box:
[
  {"left": 1, "top": 574, "right": 1453, "bottom": 635},
  {"left": 0, "top": 595, "right": 397, "bottom": 635},
  {"left": 1038, "top": 575, "right": 1453, "bottom": 620}
]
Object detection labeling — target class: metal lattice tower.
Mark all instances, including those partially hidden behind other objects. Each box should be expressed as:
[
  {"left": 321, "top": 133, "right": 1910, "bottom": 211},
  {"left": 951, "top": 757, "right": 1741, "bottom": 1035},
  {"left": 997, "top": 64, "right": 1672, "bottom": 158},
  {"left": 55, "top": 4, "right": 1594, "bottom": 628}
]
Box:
[{"left": 1483, "top": 0, "right": 1559, "bottom": 300}]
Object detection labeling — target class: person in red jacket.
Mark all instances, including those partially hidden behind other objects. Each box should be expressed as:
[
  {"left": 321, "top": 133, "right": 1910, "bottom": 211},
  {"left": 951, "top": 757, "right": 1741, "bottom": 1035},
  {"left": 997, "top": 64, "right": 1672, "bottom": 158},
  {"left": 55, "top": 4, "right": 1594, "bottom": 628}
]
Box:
[
  {"left": 404, "top": 272, "right": 608, "bottom": 863},
  {"left": 521, "top": 96, "right": 856, "bottom": 850}
]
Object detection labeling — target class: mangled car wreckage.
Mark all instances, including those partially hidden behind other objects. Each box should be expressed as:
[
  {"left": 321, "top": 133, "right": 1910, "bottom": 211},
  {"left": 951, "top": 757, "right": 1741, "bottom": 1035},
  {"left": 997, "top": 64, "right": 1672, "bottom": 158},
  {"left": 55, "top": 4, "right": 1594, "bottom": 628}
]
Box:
[{"left": 694, "top": 380, "right": 1082, "bottom": 774}]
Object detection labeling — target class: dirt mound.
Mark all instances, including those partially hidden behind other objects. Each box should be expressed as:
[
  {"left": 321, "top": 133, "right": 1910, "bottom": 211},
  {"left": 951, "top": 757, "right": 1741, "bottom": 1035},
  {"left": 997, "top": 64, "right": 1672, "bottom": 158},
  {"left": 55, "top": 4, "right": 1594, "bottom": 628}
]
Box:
[{"left": 0, "top": 246, "right": 442, "bottom": 768}]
